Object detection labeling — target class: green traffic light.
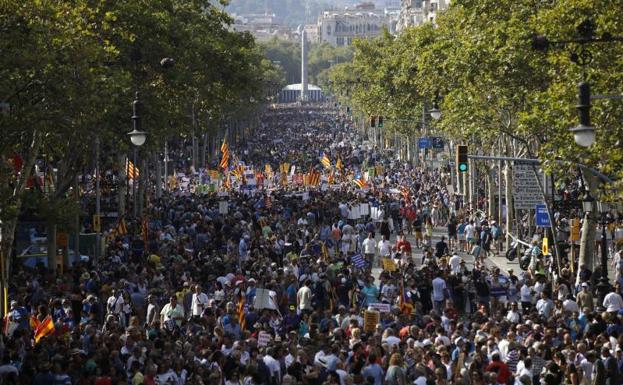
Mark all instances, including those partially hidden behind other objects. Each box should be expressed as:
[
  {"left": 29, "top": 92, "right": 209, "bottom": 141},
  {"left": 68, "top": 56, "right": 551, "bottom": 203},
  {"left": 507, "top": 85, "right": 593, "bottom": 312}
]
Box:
[{"left": 458, "top": 163, "right": 468, "bottom": 172}]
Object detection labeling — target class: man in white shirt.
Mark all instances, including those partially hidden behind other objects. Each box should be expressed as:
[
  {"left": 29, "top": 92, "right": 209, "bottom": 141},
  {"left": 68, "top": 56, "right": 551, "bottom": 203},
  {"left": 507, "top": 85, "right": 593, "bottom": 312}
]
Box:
[
  {"left": 432, "top": 273, "right": 447, "bottom": 313},
  {"left": 464, "top": 221, "right": 476, "bottom": 245},
  {"left": 106, "top": 289, "right": 124, "bottom": 316},
  {"left": 362, "top": 233, "right": 376, "bottom": 266},
  {"left": 506, "top": 302, "right": 521, "bottom": 324},
  {"left": 603, "top": 288, "right": 623, "bottom": 314},
  {"left": 160, "top": 295, "right": 185, "bottom": 328},
  {"left": 377, "top": 235, "right": 392, "bottom": 259},
  {"left": 263, "top": 347, "right": 281, "bottom": 384},
  {"left": 449, "top": 253, "right": 462, "bottom": 274},
  {"left": 191, "top": 285, "right": 209, "bottom": 317},
  {"left": 297, "top": 279, "right": 313, "bottom": 313}
]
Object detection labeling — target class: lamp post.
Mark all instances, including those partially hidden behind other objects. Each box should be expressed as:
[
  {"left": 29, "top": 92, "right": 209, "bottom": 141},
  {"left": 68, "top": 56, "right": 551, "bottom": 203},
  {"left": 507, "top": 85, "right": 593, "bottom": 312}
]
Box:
[
  {"left": 583, "top": 193, "right": 612, "bottom": 303},
  {"left": 596, "top": 200, "right": 613, "bottom": 303},
  {"left": 128, "top": 92, "right": 146, "bottom": 219}
]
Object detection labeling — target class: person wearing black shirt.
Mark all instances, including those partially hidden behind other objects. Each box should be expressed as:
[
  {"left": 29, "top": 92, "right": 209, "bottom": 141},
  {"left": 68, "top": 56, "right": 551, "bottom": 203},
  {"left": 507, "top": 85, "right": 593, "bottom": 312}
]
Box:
[{"left": 435, "top": 237, "right": 449, "bottom": 259}]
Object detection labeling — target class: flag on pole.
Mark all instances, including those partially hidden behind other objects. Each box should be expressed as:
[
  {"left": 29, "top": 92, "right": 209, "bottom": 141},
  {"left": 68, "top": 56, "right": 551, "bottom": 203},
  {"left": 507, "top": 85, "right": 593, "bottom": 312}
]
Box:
[
  {"left": 33, "top": 315, "right": 55, "bottom": 343},
  {"left": 237, "top": 296, "right": 246, "bottom": 331},
  {"left": 126, "top": 160, "right": 140, "bottom": 179},
  {"left": 219, "top": 138, "right": 230, "bottom": 169},
  {"left": 353, "top": 174, "right": 367, "bottom": 189},
  {"left": 321, "top": 153, "right": 332, "bottom": 169},
  {"left": 321, "top": 242, "right": 330, "bottom": 261},
  {"left": 141, "top": 216, "right": 149, "bottom": 242}
]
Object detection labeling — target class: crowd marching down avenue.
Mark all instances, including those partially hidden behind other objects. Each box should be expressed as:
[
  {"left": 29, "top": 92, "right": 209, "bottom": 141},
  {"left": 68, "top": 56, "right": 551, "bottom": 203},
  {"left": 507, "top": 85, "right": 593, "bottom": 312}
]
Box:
[{"left": 4, "top": 103, "right": 623, "bottom": 385}]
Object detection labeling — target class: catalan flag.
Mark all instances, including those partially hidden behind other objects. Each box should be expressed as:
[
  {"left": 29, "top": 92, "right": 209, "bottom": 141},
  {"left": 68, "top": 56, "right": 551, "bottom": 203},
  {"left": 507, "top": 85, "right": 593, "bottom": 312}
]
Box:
[
  {"left": 279, "top": 163, "right": 290, "bottom": 174},
  {"left": 126, "top": 159, "right": 140, "bottom": 179},
  {"left": 223, "top": 174, "right": 231, "bottom": 190},
  {"left": 231, "top": 165, "right": 244, "bottom": 180},
  {"left": 265, "top": 164, "right": 272, "bottom": 176},
  {"left": 34, "top": 315, "right": 55, "bottom": 344},
  {"left": 328, "top": 173, "right": 334, "bottom": 185},
  {"left": 141, "top": 216, "right": 149, "bottom": 242},
  {"left": 336, "top": 157, "right": 343, "bottom": 170},
  {"left": 219, "top": 138, "right": 230, "bottom": 169},
  {"left": 237, "top": 296, "right": 246, "bottom": 331},
  {"left": 321, "top": 153, "right": 331, "bottom": 169},
  {"left": 305, "top": 171, "right": 320, "bottom": 186},
  {"left": 321, "top": 241, "right": 330, "bottom": 261}
]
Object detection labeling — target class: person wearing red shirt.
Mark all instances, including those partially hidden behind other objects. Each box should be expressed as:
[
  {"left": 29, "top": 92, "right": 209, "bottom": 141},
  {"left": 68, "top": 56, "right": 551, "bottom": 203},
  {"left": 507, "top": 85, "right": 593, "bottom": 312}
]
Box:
[
  {"left": 485, "top": 353, "right": 511, "bottom": 385},
  {"left": 395, "top": 233, "right": 412, "bottom": 257}
]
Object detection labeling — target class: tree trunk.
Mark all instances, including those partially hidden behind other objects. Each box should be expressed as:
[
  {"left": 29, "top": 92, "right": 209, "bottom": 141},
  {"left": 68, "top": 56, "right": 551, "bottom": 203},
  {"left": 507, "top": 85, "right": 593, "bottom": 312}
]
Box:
[
  {"left": 138, "top": 156, "right": 147, "bottom": 218},
  {"left": 47, "top": 222, "right": 57, "bottom": 272},
  {"left": 155, "top": 152, "right": 162, "bottom": 200},
  {"left": 118, "top": 153, "right": 126, "bottom": 219},
  {"left": 201, "top": 133, "right": 208, "bottom": 169},
  {"left": 487, "top": 167, "right": 495, "bottom": 220},
  {"left": 74, "top": 174, "right": 80, "bottom": 261},
  {"left": 504, "top": 161, "right": 514, "bottom": 251}
]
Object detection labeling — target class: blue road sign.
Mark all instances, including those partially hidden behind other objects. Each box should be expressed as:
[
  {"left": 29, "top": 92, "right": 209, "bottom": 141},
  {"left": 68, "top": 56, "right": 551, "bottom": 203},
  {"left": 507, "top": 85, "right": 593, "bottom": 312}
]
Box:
[
  {"left": 535, "top": 204, "right": 551, "bottom": 227},
  {"left": 418, "top": 137, "right": 431, "bottom": 149}
]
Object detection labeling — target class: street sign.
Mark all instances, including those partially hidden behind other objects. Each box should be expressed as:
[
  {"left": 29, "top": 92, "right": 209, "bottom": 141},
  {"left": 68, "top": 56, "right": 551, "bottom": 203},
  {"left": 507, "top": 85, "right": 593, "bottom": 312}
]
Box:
[
  {"left": 535, "top": 204, "right": 551, "bottom": 227},
  {"left": 418, "top": 137, "right": 432, "bottom": 149},
  {"left": 512, "top": 164, "right": 545, "bottom": 209},
  {"left": 431, "top": 137, "right": 444, "bottom": 149}
]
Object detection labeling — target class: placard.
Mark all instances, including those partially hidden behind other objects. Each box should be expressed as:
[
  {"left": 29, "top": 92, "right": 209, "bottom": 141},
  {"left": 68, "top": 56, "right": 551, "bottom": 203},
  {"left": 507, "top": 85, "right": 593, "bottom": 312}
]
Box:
[
  {"left": 364, "top": 310, "right": 380, "bottom": 333},
  {"left": 359, "top": 203, "right": 370, "bottom": 216},
  {"left": 258, "top": 331, "right": 271, "bottom": 347},
  {"left": 382, "top": 258, "right": 397, "bottom": 272},
  {"left": 219, "top": 201, "right": 228, "bottom": 215},
  {"left": 368, "top": 303, "right": 390, "bottom": 313}
]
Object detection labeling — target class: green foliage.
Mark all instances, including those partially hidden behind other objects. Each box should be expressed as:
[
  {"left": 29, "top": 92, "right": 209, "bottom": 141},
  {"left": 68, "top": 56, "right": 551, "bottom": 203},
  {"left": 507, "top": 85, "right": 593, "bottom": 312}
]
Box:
[
  {"left": 0, "top": 1, "right": 279, "bottom": 250},
  {"left": 329, "top": 0, "right": 623, "bottom": 196},
  {"left": 261, "top": 38, "right": 353, "bottom": 86}
]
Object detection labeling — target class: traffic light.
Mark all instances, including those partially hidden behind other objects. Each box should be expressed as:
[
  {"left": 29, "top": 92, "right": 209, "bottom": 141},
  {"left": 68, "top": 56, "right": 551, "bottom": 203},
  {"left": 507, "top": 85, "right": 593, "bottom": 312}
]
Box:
[
  {"left": 370, "top": 116, "right": 376, "bottom": 127},
  {"left": 456, "top": 145, "right": 468, "bottom": 172},
  {"left": 378, "top": 116, "right": 384, "bottom": 128}
]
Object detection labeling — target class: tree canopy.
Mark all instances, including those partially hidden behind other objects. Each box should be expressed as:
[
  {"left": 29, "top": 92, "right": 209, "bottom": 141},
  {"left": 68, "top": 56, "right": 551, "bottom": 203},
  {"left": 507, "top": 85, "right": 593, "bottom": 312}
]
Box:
[{"left": 327, "top": 0, "right": 623, "bottom": 196}]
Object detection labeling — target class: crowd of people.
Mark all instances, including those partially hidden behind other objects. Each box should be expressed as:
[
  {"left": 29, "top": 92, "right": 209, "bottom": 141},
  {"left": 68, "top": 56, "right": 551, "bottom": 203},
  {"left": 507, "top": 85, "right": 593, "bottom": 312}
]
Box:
[{"left": 3, "top": 104, "right": 623, "bottom": 385}]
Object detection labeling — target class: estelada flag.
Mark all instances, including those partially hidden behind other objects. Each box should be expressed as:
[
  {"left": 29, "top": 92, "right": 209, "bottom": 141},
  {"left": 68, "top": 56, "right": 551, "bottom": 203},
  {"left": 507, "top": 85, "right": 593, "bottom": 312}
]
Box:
[{"left": 34, "top": 315, "right": 55, "bottom": 344}]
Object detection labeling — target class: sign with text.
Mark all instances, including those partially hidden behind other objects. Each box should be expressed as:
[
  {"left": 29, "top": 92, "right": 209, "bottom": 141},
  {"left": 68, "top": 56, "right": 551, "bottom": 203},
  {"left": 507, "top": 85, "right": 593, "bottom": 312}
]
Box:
[
  {"left": 418, "top": 137, "right": 432, "bottom": 149},
  {"left": 512, "top": 164, "right": 545, "bottom": 210},
  {"left": 363, "top": 310, "right": 380, "bottom": 333},
  {"left": 368, "top": 303, "right": 391, "bottom": 313},
  {"left": 535, "top": 204, "right": 551, "bottom": 227}
]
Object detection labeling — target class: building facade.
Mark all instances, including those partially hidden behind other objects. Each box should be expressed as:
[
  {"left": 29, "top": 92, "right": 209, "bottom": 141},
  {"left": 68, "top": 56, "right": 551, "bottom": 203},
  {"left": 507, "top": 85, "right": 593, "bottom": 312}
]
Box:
[
  {"left": 396, "top": 0, "right": 450, "bottom": 33},
  {"left": 317, "top": 4, "right": 390, "bottom": 47}
]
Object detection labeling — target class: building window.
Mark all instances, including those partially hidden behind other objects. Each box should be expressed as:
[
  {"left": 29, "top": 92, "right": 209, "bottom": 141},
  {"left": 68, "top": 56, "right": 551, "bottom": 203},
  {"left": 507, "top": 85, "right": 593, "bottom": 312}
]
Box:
[
  {"left": 327, "top": 25, "right": 331, "bottom": 35},
  {"left": 337, "top": 37, "right": 344, "bottom": 46}
]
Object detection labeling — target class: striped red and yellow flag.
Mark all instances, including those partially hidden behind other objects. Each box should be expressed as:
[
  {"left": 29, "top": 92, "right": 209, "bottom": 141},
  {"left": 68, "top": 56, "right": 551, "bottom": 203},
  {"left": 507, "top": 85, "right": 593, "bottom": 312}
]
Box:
[
  {"left": 310, "top": 172, "right": 321, "bottom": 186},
  {"left": 231, "top": 165, "right": 245, "bottom": 180},
  {"left": 126, "top": 160, "right": 140, "bottom": 179},
  {"left": 336, "top": 157, "right": 343, "bottom": 170},
  {"left": 141, "top": 216, "right": 149, "bottom": 242},
  {"left": 353, "top": 177, "right": 367, "bottom": 189},
  {"left": 321, "top": 153, "right": 331, "bottom": 169},
  {"left": 219, "top": 138, "right": 230, "bottom": 169},
  {"left": 237, "top": 296, "right": 246, "bottom": 331},
  {"left": 223, "top": 174, "right": 231, "bottom": 190},
  {"left": 34, "top": 315, "right": 55, "bottom": 344}
]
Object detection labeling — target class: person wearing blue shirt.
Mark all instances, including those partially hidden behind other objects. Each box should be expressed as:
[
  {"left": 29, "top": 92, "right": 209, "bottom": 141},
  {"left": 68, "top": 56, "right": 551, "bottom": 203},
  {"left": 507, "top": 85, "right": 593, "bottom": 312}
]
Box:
[{"left": 361, "top": 277, "right": 379, "bottom": 307}]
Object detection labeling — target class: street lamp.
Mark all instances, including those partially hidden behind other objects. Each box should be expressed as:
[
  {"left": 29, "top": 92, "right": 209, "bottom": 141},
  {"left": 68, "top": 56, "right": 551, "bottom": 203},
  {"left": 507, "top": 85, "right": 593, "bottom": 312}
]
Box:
[
  {"left": 569, "top": 82, "right": 596, "bottom": 147},
  {"left": 429, "top": 102, "right": 442, "bottom": 120},
  {"left": 583, "top": 191, "right": 612, "bottom": 303},
  {"left": 128, "top": 92, "right": 146, "bottom": 219}
]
